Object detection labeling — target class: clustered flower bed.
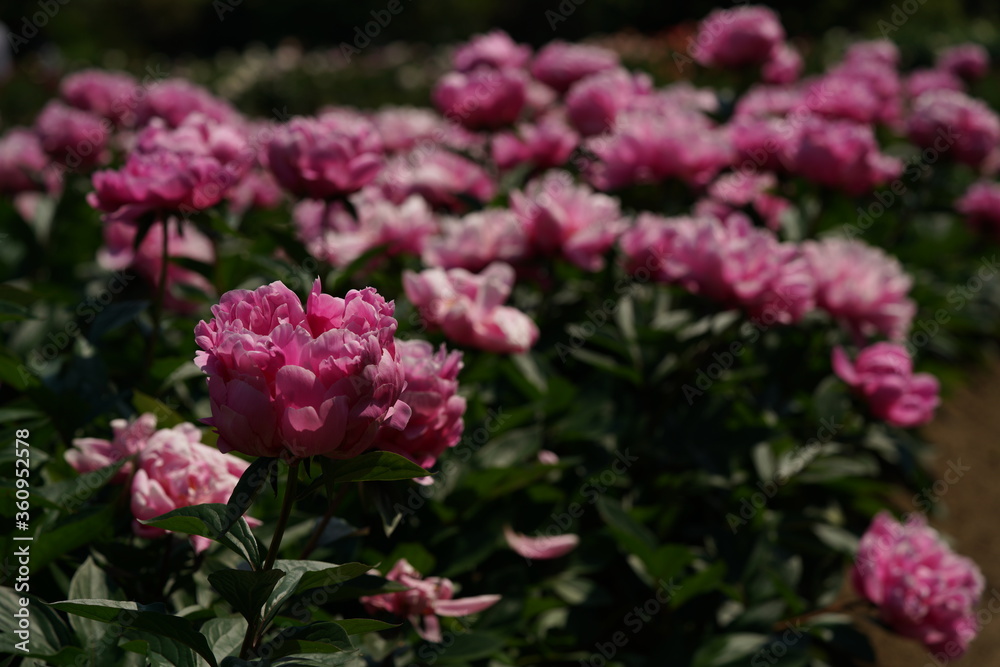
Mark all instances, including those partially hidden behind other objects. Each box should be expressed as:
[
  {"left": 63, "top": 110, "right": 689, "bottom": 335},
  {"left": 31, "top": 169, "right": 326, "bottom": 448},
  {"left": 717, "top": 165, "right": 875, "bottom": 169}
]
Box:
[{"left": 2, "top": 5, "right": 999, "bottom": 666}]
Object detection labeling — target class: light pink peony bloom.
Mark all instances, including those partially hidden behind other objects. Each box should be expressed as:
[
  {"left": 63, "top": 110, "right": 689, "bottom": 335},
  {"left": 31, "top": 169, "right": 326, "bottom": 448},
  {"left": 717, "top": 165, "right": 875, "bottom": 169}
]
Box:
[
  {"left": 537, "top": 450, "right": 559, "bottom": 465},
  {"left": 936, "top": 43, "right": 989, "bottom": 82},
  {"left": 293, "top": 189, "right": 437, "bottom": 268},
  {"left": 805, "top": 57, "right": 903, "bottom": 127},
  {"left": 99, "top": 217, "right": 215, "bottom": 314},
  {"left": 88, "top": 150, "right": 231, "bottom": 221},
  {"left": 733, "top": 84, "right": 804, "bottom": 119},
  {"left": 905, "top": 69, "right": 964, "bottom": 99},
  {"left": 704, "top": 171, "right": 791, "bottom": 230},
  {"left": 530, "top": 41, "right": 619, "bottom": 93},
  {"left": 378, "top": 150, "right": 496, "bottom": 211},
  {"left": 619, "top": 213, "right": 814, "bottom": 323},
  {"left": 403, "top": 263, "right": 539, "bottom": 354},
  {"left": 361, "top": 559, "right": 500, "bottom": 643},
  {"left": 372, "top": 107, "right": 476, "bottom": 154},
  {"left": 60, "top": 69, "right": 140, "bottom": 125},
  {"left": 843, "top": 40, "right": 900, "bottom": 68},
  {"left": 194, "top": 280, "right": 410, "bottom": 459},
  {"left": 227, "top": 169, "right": 283, "bottom": 215},
  {"left": 136, "top": 113, "right": 250, "bottom": 169},
  {"left": 433, "top": 68, "right": 527, "bottom": 130},
  {"left": 761, "top": 43, "right": 803, "bottom": 84},
  {"left": 372, "top": 339, "right": 466, "bottom": 469},
  {"left": 34, "top": 102, "right": 110, "bottom": 169},
  {"left": 853, "top": 512, "right": 983, "bottom": 656},
  {"left": 0, "top": 128, "right": 53, "bottom": 195},
  {"left": 66, "top": 413, "right": 158, "bottom": 482},
  {"left": 833, "top": 344, "right": 939, "bottom": 427},
  {"left": 504, "top": 525, "right": 579, "bottom": 560},
  {"left": 728, "top": 116, "right": 799, "bottom": 173},
  {"left": 130, "top": 422, "right": 258, "bottom": 552},
  {"left": 453, "top": 30, "right": 531, "bottom": 72},
  {"left": 907, "top": 90, "right": 1000, "bottom": 168},
  {"left": 791, "top": 116, "right": 903, "bottom": 195},
  {"left": 422, "top": 209, "right": 529, "bottom": 271},
  {"left": 803, "top": 238, "right": 915, "bottom": 341},
  {"left": 491, "top": 116, "right": 579, "bottom": 171},
  {"left": 956, "top": 180, "right": 1000, "bottom": 237},
  {"left": 693, "top": 5, "right": 785, "bottom": 69},
  {"left": 510, "top": 171, "right": 626, "bottom": 271},
  {"left": 266, "top": 114, "right": 384, "bottom": 199},
  {"left": 134, "top": 79, "right": 238, "bottom": 129},
  {"left": 565, "top": 68, "right": 652, "bottom": 136}
]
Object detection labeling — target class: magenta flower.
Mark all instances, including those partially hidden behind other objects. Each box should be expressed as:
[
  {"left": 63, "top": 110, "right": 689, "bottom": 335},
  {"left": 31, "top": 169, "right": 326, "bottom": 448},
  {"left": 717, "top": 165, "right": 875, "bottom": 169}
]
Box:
[
  {"left": 361, "top": 559, "right": 500, "bottom": 643},
  {"left": 372, "top": 107, "right": 476, "bottom": 154},
  {"left": 131, "top": 422, "right": 258, "bottom": 553},
  {"left": 34, "top": 102, "right": 110, "bottom": 169},
  {"left": 227, "top": 169, "right": 284, "bottom": 215},
  {"left": 704, "top": 171, "right": 791, "bottom": 230},
  {"left": 293, "top": 189, "right": 437, "bottom": 268},
  {"left": 565, "top": 68, "right": 652, "bottom": 136},
  {"left": 530, "top": 41, "right": 619, "bottom": 93},
  {"left": 936, "top": 43, "right": 989, "bottom": 82},
  {"left": 693, "top": 5, "right": 785, "bottom": 69},
  {"left": 372, "top": 339, "right": 466, "bottom": 470},
  {"left": 805, "top": 57, "right": 903, "bottom": 127},
  {"left": 906, "top": 69, "right": 964, "bottom": 99},
  {"left": 504, "top": 526, "right": 579, "bottom": 560},
  {"left": 956, "top": 180, "right": 1000, "bottom": 237},
  {"left": 421, "top": 209, "right": 529, "bottom": 272},
  {"left": 620, "top": 213, "right": 814, "bottom": 324},
  {"left": 60, "top": 69, "right": 140, "bottom": 125},
  {"left": 491, "top": 116, "right": 579, "bottom": 171},
  {"left": 0, "top": 128, "right": 53, "bottom": 195},
  {"left": 761, "top": 43, "right": 803, "bottom": 84},
  {"left": 378, "top": 150, "right": 496, "bottom": 211},
  {"left": 99, "top": 217, "right": 215, "bottom": 314},
  {"left": 843, "top": 40, "right": 900, "bottom": 68},
  {"left": 403, "top": 263, "right": 540, "bottom": 354},
  {"left": 510, "top": 171, "right": 626, "bottom": 271},
  {"left": 832, "top": 344, "right": 939, "bottom": 427},
  {"left": 907, "top": 90, "right": 1000, "bottom": 168},
  {"left": 194, "top": 280, "right": 410, "bottom": 459},
  {"left": 266, "top": 114, "right": 385, "bottom": 199},
  {"left": 66, "top": 413, "right": 158, "bottom": 482},
  {"left": 432, "top": 68, "right": 527, "bottom": 130},
  {"left": 136, "top": 113, "right": 250, "bottom": 169},
  {"left": 728, "top": 116, "right": 799, "bottom": 174},
  {"left": 804, "top": 238, "right": 915, "bottom": 341},
  {"left": 853, "top": 512, "right": 983, "bottom": 657},
  {"left": 790, "top": 116, "right": 902, "bottom": 196},
  {"left": 135, "top": 78, "right": 238, "bottom": 128},
  {"left": 453, "top": 30, "right": 531, "bottom": 72}
]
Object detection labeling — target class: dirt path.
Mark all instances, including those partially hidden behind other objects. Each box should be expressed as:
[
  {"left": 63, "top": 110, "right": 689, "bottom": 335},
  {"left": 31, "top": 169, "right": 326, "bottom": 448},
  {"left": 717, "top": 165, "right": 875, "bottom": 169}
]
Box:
[{"left": 865, "top": 360, "right": 1000, "bottom": 665}]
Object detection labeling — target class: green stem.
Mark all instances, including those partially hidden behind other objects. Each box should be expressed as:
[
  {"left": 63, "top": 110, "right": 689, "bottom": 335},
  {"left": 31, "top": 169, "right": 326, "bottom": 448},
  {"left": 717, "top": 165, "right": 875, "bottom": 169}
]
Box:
[{"left": 143, "top": 217, "right": 170, "bottom": 380}]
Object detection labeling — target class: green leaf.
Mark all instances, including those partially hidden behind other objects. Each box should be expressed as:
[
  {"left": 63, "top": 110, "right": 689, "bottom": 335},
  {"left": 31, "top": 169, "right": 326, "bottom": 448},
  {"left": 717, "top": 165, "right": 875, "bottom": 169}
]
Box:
[
  {"left": 262, "top": 560, "right": 372, "bottom": 624},
  {"left": 224, "top": 457, "right": 280, "bottom": 535},
  {"left": 258, "top": 622, "right": 352, "bottom": 659},
  {"left": 48, "top": 599, "right": 218, "bottom": 667},
  {"left": 0, "top": 587, "right": 73, "bottom": 657},
  {"left": 326, "top": 451, "right": 430, "bottom": 483},
  {"left": 31, "top": 504, "right": 116, "bottom": 572},
  {"left": 329, "top": 619, "right": 398, "bottom": 635},
  {"left": 121, "top": 631, "right": 198, "bottom": 667},
  {"left": 596, "top": 496, "right": 657, "bottom": 564},
  {"left": 200, "top": 617, "right": 248, "bottom": 663},
  {"left": 33, "top": 458, "right": 131, "bottom": 512},
  {"left": 209, "top": 569, "right": 286, "bottom": 623},
  {"left": 691, "top": 633, "right": 770, "bottom": 667},
  {"left": 139, "top": 503, "right": 263, "bottom": 570},
  {"left": 67, "top": 557, "right": 124, "bottom": 657},
  {"left": 436, "top": 632, "right": 505, "bottom": 662}
]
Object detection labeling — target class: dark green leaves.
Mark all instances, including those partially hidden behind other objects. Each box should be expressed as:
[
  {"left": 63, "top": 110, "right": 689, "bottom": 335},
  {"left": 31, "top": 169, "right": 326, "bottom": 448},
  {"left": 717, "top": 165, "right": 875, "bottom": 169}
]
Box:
[
  {"left": 208, "top": 569, "right": 286, "bottom": 623},
  {"left": 138, "top": 503, "right": 263, "bottom": 569},
  {"left": 323, "top": 451, "right": 430, "bottom": 483}
]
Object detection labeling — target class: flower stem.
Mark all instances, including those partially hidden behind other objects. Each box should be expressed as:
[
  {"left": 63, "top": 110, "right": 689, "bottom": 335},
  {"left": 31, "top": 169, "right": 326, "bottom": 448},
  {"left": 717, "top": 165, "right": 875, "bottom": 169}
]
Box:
[
  {"left": 298, "top": 482, "right": 350, "bottom": 560},
  {"left": 143, "top": 217, "right": 170, "bottom": 380}
]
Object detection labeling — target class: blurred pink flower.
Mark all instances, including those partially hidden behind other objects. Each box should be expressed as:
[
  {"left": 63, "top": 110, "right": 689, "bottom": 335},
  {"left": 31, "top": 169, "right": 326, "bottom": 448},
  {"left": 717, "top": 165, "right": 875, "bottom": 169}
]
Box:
[
  {"left": 803, "top": 238, "right": 915, "bottom": 341},
  {"left": 504, "top": 525, "right": 579, "bottom": 560},
  {"left": 361, "top": 559, "right": 500, "bottom": 643},
  {"left": 833, "top": 343, "right": 939, "bottom": 427},
  {"left": 372, "top": 339, "right": 466, "bottom": 470},
  {"left": 134, "top": 78, "right": 238, "bottom": 128},
  {"left": 565, "top": 68, "right": 652, "bottom": 136},
  {"left": 510, "top": 170, "right": 626, "bottom": 270},
  {"left": 60, "top": 69, "right": 140, "bottom": 125},
  {"left": 453, "top": 30, "right": 531, "bottom": 72},
  {"left": 530, "top": 41, "right": 619, "bottom": 93},
  {"left": 66, "top": 413, "right": 158, "bottom": 482},
  {"left": 194, "top": 280, "right": 410, "bottom": 459},
  {"left": 704, "top": 171, "right": 791, "bottom": 231},
  {"left": 956, "top": 180, "right": 1000, "bottom": 237},
  {"left": 378, "top": 150, "right": 496, "bottom": 211},
  {"left": 843, "top": 40, "right": 900, "bottom": 68},
  {"left": 905, "top": 69, "right": 964, "bottom": 99},
  {"left": 227, "top": 169, "right": 283, "bottom": 214},
  {"left": 433, "top": 68, "right": 527, "bottom": 130},
  {"left": 907, "top": 90, "right": 1000, "bottom": 168},
  {"left": 372, "top": 107, "right": 476, "bottom": 153},
  {"left": 422, "top": 209, "right": 529, "bottom": 271},
  {"left": 0, "top": 128, "right": 53, "bottom": 195},
  {"left": 131, "top": 422, "right": 258, "bottom": 552},
  {"left": 728, "top": 116, "right": 799, "bottom": 173},
  {"left": 761, "top": 43, "right": 803, "bottom": 84},
  {"left": 853, "top": 512, "right": 982, "bottom": 656},
  {"left": 936, "top": 43, "right": 989, "bottom": 82},
  {"left": 693, "top": 5, "right": 785, "bottom": 69},
  {"left": 791, "top": 116, "right": 903, "bottom": 195},
  {"left": 34, "top": 101, "right": 110, "bottom": 169},
  {"left": 403, "top": 262, "right": 539, "bottom": 354},
  {"left": 491, "top": 116, "right": 579, "bottom": 171}
]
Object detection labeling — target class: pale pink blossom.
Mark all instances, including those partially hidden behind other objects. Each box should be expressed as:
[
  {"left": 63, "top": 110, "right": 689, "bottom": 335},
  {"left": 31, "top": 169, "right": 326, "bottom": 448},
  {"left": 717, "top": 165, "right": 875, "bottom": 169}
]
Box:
[
  {"left": 378, "top": 150, "right": 496, "bottom": 211},
  {"left": 791, "top": 116, "right": 903, "bottom": 195},
  {"left": 833, "top": 344, "right": 939, "bottom": 428},
  {"left": 693, "top": 6, "right": 785, "bottom": 69},
  {"left": 422, "top": 209, "right": 529, "bottom": 271},
  {"left": 453, "top": 30, "right": 531, "bottom": 72},
  {"left": 565, "top": 68, "right": 652, "bottom": 136},
  {"left": 0, "top": 128, "right": 53, "bottom": 195},
  {"left": 433, "top": 68, "right": 527, "bottom": 130},
  {"left": 905, "top": 69, "right": 964, "bottom": 99},
  {"left": 761, "top": 43, "right": 803, "bottom": 84},
  {"left": 504, "top": 525, "right": 579, "bottom": 560},
  {"left": 530, "top": 41, "right": 619, "bottom": 93},
  {"left": 134, "top": 79, "right": 238, "bottom": 128},
  {"left": 35, "top": 101, "right": 110, "bottom": 169},
  {"left": 491, "top": 116, "right": 579, "bottom": 171},
  {"left": 907, "top": 90, "right": 1000, "bottom": 168},
  {"left": 60, "top": 69, "right": 140, "bottom": 125},
  {"left": 66, "top": 413, "right": 158, "bottom": 482}
]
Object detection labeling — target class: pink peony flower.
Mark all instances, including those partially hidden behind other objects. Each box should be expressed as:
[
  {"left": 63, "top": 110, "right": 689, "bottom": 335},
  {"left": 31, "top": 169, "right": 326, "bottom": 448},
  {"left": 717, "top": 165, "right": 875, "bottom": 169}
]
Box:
[
  {"left": 422, "top": 209, "right": 529, "bottom": 271},
  {"left": 453, "top": 30, "right": 531, "bottom": 72},
  {"left": 956, "top": 180, "right": 1000, "bottom": 237},
  {"left": 853, "top": 512, "right": 983, "bottom": 657},
  {"left": 134, "top": 79, "right": 238, "bottom": 129},
  {"left": 790, "top": 116, "right": 903, "bottom": 195},
  {"left": 728, "top": 116, "right": 799, "bottom": 174},
  {"left": 936, "top": 44, "right": 989, "bottom": 82},
  {"left": 693, "top": 5, "right": 785, "bottom": 69},
  {"left": 619, "top": 213, "right": 814, "bottom": 323},
  {"left": 805, "top": 58, "right": 903, "bottom": 127},
  {"left": 60, "top": 69, "right": 140, "bottom": 125},
  {"left": 266, "top": 114, "right": 384, "bottom": 199},
  {"left": 372, "top": 339, "right": 466, "bottom": 470},
  {"left": 504, "top": 525, "right": 579, "bottom": 560},
  {"left": 803, "top": 238, "right": 915, "bottom": 341},
  {"left": 704, "top": 171, "right": 791, "bottom": 230},
  {"left": 34, "top": 102, "right": 110, "bottom": 169},
  {"left": 66, "top": 413, "right": 158, "bottom": 482},
  {"left": 565, "top": 68, "right": 652, "bottom": 136},
  {"left": 907, "top": 90, "right": 1000, "bottom": 168},
  {"left": 491, "top": 116, "right": 579, "bottom": 171},
  {"left": 832, "top": 344, "right": 939, "bottom": 427},
  {"left": 378, "top": 150, "right": 496, "bottom": 211},
  {"left": 761, "top": 43, "right": 803, "bottom": 85},
  {"left": 905, "top": 69, "right": 964, "bottom": 99},
  {"left": 530, "top": 41, "right": 619, "bottom": 93},
  {"left": 99, "top": 217, "right": 215, "bottom": 314},
  {"left": 432, "top": 68, "right": 527, "bottom": 130},
  {"left": 372, "top": 107, "right": 476, "bottom": 154},
  {"left": 843, "top": 40, "right": 900, "bottom": 68},
  {"left": 361, "top": 559, "right": 500, "bottom": 643},
  {"left": 510, "top": 171, "right": 626, "bottom": 271},
  {"left": 136, "top": 113, "right": 250, "bottom": 170},
  {"left": 227, "top": 169, "right": 283, "bottom": 215},
  {"left": 131, "top": 422, "right": 258, "bottom": 552},
  {"left": 733, "top": 84, "right": 804, "bottom": 120},
  {"left": 194, "top": 280, "right": 410, "bottom": 459},
  {"left": 403, "top": 263, "right": 539, "bottom": 354},
  {"left": 293, "top": 189, "right": 437, "bottom": 269},
  {"left": 0, "top": 128, "right": 53, "bottom": 195}
]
